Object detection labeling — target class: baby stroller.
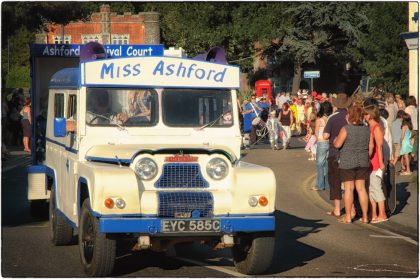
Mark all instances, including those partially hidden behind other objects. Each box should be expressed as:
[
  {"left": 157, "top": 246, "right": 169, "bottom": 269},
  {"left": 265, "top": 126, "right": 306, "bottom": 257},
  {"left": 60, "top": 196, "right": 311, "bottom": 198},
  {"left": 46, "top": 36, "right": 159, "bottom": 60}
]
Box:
[{"left": 251, "top": 117, "right": 268, "bottom": 145}]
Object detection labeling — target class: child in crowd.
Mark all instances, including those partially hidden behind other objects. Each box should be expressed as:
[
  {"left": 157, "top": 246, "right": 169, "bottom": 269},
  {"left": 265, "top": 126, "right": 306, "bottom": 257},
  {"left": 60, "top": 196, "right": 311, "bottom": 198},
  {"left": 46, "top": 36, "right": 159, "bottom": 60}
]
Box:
[
  {"left": 399, "top": 113, "right": 413, "bottom": 175},
  {"left": 390, "top": 110, "right": 405, "bottom": 170},
  {"left": 266, "top": 110, "right": 282, "bottom": 150},
  {"left": 305, "top": 121, "right": 317, "bottom": 160}
]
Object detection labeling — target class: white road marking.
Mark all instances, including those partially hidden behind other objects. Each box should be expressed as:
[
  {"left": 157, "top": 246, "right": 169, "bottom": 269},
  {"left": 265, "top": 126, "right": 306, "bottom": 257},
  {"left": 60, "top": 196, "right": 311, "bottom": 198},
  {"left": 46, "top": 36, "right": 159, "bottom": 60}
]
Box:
[
  {"left": 175, "top": 256, "right": 248, "bottom": 277},
  {"left": 352, "top": 263, "right": 417, "bottom": 274},
  {"left": 369, "top": 234, "right": 418, "bottom": 245}
]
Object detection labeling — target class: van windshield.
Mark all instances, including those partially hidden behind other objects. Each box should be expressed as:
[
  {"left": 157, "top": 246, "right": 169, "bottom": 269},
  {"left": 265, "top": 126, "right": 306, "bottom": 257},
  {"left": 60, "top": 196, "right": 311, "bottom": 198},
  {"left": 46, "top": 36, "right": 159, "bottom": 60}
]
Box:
[
  {"left": 162, "top": 89, "right": 233, "bottom": 127},
  {"left": 86, "top": 88, "right": 158, "bottom": 127}
]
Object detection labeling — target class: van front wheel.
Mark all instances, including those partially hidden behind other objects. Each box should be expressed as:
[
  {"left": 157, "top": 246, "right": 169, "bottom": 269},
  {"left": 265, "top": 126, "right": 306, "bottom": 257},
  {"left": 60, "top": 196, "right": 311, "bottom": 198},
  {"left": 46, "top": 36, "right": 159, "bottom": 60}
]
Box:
[
  {"left": 232, "top": 233, "right": 275, "bottom": 275},
  {"left": 79, "top": 198, "right": 116, "bottom": 277}
]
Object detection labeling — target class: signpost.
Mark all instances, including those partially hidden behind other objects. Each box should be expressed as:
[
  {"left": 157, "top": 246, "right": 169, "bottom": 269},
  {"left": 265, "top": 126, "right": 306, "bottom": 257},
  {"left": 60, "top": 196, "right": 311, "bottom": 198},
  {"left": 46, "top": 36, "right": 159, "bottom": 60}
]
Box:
[{"left": 304, "top": 70, "right": 320, "bottom": 93}]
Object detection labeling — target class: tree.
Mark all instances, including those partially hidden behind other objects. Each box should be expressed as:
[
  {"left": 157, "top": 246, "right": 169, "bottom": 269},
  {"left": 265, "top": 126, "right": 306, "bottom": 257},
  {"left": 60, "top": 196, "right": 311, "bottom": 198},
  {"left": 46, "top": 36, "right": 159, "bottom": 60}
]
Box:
[
  {"left": 358, "top": 2, "right": 408, "bottom": 96},
  {"left": 278, "top": 2, "right": 369, "bottom": 93},
  {"left": 1, "top": 2, "right": 98, "bottom": 87}
]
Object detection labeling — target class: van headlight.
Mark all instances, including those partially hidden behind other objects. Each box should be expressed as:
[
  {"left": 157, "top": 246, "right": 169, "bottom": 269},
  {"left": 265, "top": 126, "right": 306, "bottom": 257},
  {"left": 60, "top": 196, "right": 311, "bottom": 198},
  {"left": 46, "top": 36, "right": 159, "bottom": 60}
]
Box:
[
  {"left": 135, "top": 158, "right": 158, "bottom": 180},
  {"left": 206, "top": 158, "right": 229, "bottom": 180}
]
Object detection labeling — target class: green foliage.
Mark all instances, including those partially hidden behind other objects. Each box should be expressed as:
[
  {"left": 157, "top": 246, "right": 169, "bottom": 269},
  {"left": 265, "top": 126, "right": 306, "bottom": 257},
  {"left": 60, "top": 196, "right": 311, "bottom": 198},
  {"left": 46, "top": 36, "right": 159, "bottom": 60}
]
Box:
[
  {"left": 110, "top": 2, "right": 135, "bottom": 14},
  {"left": 359, "top": 2, "right": 408, "bottom": 95},
  {"left": 279, "top": 2, "right": 369, "bottom": 63},
  {"left": 6, "top": 65, "right": 30, "bottom": 88},
  {"left": 1, "top": 27, "right": 34, "bottom": 78},
  {"left": 237, "top": 89, "right": 254, "bottom": 103},
  {"left": 0, "top": 2, "right": 410, "bottom": 96}
]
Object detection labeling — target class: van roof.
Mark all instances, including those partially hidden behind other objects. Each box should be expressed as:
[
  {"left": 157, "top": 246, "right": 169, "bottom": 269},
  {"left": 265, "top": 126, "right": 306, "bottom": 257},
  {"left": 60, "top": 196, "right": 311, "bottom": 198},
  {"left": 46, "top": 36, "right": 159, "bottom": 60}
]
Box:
[{"left": 49, "top": 68, "right": 80, "bottom": 89}]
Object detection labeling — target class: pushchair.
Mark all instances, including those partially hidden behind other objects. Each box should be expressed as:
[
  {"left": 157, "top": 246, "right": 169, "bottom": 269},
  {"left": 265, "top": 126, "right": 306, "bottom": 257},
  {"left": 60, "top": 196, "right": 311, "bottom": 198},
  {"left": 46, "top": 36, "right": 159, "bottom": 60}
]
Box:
[{"left": 251, "top": 117, "right": 269, "bottom": 145}]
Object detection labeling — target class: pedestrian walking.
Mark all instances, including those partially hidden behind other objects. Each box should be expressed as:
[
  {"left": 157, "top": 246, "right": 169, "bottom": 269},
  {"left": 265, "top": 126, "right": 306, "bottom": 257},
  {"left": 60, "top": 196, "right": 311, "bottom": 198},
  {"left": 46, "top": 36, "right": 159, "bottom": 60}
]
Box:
[
  {"left": 304, "top": 124, "right": 317, "bottom": 161},
  {"left": 395, "top": 94, "right": 406, "bottom": 110},
  {"left": 333, "top": 104, "right": 372, "bottom": 224},
  {"left": 20, "top": 97, "right": 32, "bottom": 153},
  {"left": 390, "top": 110, "right": 405, "bottom": 170},
  {"left": 295, "top": 99, "right": 305, "bottom": 135},
  {"left": 363, "top": 104, "right": 388, "bottom": 224},
  {"left": 385, "top": 93, "right": 398, "bottom": 128},
  {"left": 404, "top": 96, "right": 418, "bottom": 162},
  {"left": 278, "top": 102, "right": 294, "bottom": 150},
  {"left": 323, "top": 93, "right": 351, "bottom": 217},
  {"left": 399, "top": 113, "right": 414, "bottom": 175},
  {"left": 266, "top": 110, "right": 281, "bottom": 150},
  {"left": 312, "top": 101, "right": 333, "bottom": 191}
]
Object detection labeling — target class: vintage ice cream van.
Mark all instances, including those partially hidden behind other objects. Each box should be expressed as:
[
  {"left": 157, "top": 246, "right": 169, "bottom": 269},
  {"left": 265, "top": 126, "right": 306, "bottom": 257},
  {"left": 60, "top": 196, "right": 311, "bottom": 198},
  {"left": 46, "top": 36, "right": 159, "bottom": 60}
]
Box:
[{"left": 27, "top": 43, "right": 276, "bottom": 276}]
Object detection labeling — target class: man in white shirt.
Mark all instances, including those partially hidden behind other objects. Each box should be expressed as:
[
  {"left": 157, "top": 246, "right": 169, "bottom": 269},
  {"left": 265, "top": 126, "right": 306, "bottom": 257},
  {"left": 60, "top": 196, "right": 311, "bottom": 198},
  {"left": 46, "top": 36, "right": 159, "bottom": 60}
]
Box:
[
  {"left": 276, "top": 92, "right": 288, "bottom": 110},
  {"left": 385, "top": 93, "right": 398, "bottom": 128}
]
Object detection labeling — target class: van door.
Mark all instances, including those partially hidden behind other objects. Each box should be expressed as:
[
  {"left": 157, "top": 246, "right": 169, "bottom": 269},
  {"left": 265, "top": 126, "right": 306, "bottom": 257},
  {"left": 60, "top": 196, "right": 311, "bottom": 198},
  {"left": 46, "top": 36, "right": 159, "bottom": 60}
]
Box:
[
  {"left": 62, "top": 91, "right": 79, "bottom": 222},
  {"left": 48, "top": 92, "right": 67, "bottom": 213}
]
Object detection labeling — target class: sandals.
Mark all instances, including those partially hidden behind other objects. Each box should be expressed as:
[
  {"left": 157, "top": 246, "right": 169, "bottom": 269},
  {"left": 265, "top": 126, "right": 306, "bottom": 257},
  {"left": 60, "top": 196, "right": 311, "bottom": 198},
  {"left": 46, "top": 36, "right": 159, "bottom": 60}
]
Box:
[
  {"left": 371, "top": 218, "right": 388, "bottom": 224},
  {"left": 400, "top": 171, "right": 412, "bottom": 176},
  {"left": 357, "top": 218, "right": 369, "bottom": 224},
  {"left": 326, "top": 210, "right": 341, "bottom": 217},
  {"left": 338, "top": 216, "right": 352, "bottom": 224}
]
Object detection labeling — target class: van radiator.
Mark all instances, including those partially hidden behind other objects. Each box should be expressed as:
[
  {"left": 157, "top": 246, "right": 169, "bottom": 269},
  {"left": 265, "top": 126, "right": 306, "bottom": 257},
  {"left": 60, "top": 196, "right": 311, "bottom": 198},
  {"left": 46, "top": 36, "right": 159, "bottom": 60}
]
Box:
[{"left": 157, "top": 191, "right": 214, "bottom": 218}]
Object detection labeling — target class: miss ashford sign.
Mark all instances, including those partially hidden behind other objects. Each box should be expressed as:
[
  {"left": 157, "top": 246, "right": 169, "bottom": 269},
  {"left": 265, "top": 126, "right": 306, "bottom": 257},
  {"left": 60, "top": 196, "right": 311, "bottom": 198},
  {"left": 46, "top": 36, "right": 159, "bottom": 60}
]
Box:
[{"left": 80, "top": 57, "right": 240, "bottom": 89}]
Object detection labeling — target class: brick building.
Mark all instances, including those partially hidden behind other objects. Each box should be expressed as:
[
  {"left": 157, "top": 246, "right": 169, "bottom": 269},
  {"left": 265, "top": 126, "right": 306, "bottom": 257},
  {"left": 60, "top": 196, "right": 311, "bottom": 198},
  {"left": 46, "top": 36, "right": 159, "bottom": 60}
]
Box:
[{"left": 36, "top": 4, "right": 160, "bottom": 45}]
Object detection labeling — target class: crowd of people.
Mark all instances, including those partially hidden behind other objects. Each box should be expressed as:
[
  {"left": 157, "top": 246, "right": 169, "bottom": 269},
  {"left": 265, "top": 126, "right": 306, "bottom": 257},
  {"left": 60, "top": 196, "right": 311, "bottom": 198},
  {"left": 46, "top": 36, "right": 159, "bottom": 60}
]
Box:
[
  {"left": 2, "top": 89, "right": 32, "bottom": 160},
  {"left": 239, "top": 89, "right": 418, "bottom": 224}
]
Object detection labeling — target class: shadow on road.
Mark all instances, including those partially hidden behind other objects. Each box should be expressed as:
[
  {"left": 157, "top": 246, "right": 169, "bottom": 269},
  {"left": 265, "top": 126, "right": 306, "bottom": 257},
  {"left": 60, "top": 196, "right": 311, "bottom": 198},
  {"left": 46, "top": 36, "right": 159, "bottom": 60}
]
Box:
[
  {"left": 2, "top": 166, "right": 49, "bottom": 227},
  {"left": 111, "top": 241, "right": 185, "bottom": 276},
  {"left": 393, "top": 182, "right": 410, "bottom": 215},
  {"left": 267, "top": 209, "right": 327, "bottom": 274}
]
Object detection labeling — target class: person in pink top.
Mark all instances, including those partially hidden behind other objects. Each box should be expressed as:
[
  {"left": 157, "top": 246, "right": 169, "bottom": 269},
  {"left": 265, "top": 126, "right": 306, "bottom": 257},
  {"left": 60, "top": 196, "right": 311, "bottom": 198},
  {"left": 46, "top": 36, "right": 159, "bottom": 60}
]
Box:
[{"left": 364, "top": 104, "right": 388, "bottom": 223}]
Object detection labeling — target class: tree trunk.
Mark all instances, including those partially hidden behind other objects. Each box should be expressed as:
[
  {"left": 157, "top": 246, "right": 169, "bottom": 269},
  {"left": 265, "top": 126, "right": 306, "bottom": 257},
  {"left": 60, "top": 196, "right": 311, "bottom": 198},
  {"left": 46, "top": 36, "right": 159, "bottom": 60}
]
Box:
[{"left": 292, "top": 61, "right": 302, "bottom": 94}]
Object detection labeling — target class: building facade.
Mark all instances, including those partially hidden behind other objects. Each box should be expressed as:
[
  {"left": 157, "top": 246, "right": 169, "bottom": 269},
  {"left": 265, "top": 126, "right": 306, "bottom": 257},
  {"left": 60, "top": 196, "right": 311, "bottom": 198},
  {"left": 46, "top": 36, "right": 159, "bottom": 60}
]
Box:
[{"left": 36, "top": 5, "right": 160, "bottom": 45}]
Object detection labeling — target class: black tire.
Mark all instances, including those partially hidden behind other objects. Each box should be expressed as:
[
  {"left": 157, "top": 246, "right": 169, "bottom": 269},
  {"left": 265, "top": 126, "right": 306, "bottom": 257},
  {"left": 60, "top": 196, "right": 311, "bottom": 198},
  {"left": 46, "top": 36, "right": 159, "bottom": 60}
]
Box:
[
  {"left": 79, "top": 198, "right": 116, "bottom": 277},
  {"left": 49, "top": 187, "right": 73, "bottom": 245},
  {"left": 232, "top": 233, "right": 275, "bottom": 275}
]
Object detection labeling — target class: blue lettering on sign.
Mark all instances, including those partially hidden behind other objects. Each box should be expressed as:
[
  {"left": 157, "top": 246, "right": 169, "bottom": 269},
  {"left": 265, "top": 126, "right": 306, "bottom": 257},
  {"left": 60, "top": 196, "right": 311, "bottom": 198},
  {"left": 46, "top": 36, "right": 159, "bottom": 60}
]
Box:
[
  {"left": 100, "top": 63, "right": 141, "bottom": 79},
  {"left": 153, "top": 60, "right": 226, "bottom": 83},
  {"left": 31, "top": 44, "right": 164, "bottom": 57}
]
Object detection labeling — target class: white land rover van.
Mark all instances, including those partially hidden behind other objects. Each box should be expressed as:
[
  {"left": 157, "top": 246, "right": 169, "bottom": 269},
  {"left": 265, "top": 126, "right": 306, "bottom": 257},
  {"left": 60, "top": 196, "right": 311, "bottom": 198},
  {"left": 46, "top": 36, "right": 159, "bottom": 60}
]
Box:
[{"left": 27, "top": 43, "right": 276, "bottom": 276}]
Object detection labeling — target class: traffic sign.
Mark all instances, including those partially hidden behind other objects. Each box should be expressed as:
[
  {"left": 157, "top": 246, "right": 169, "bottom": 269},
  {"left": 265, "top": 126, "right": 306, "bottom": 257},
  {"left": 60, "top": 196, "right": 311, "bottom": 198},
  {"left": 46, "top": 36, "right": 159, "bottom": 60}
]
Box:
[{"left": 304, "top": 71, "right": 320, "bottom": 79}]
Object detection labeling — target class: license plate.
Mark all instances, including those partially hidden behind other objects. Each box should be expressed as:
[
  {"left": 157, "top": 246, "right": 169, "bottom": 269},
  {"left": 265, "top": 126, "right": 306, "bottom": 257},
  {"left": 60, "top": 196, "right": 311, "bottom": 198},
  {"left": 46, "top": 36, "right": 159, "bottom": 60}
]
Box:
[{"left": 161, "top": 219, "right": 221, "bottom": 233}]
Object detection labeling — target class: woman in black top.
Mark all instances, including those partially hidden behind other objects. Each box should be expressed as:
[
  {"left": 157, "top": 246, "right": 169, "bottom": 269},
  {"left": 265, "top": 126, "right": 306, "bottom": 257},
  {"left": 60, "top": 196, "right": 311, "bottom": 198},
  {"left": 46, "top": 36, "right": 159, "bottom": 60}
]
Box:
[{"left": 278, "top": 102, "right": 294, "bottom": 150}]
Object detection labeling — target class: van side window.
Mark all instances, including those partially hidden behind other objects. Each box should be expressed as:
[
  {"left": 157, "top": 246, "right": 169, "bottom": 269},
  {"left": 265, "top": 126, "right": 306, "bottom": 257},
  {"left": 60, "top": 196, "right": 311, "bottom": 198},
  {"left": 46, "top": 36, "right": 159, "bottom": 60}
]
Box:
[
  {"left": 68, "top": 95, "right": 77, "bottom": 120},
  {"left": 54, "top": 93, "right": 64, "bottom": 118}
]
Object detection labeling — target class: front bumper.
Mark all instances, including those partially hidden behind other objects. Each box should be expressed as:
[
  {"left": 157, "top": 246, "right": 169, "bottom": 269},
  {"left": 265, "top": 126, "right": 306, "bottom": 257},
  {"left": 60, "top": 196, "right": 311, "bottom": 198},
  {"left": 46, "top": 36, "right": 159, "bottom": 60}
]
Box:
[{"left": 99, "top": 215, "right": 275, "bottom": 234}]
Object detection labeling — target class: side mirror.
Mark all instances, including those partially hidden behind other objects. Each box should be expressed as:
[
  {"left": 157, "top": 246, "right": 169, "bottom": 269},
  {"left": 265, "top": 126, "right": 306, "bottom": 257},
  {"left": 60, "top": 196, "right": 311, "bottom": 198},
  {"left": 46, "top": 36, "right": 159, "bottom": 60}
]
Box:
[{"left": 54, "top": 118, "right": 66, "bottom": 137}]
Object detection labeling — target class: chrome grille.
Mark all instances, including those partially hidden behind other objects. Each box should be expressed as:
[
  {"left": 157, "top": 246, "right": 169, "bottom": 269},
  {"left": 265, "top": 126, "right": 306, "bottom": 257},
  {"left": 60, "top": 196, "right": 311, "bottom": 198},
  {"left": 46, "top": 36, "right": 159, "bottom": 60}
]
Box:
[
  {"left": 157, "top": 191, "right": 214, "bottom": 218},
  {"left": 155, "top": 163, "right": 209, "bottom": 188}
]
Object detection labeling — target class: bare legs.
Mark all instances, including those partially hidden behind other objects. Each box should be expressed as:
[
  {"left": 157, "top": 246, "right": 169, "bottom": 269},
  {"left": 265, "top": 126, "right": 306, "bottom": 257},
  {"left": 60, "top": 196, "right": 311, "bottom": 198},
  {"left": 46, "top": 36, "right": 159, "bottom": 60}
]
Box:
[
  {"left": 370, "top": 200, "right": 387, "bottom": 222},
  {"left": 355, "top": 179, "right": 369, "bottom": 223},
  {"left": 343, "top": 180, "right": 368, "bottom": 223},
  {"left": 402, "top": 154, "right": 411, "bottom": 173},
  {"left": 23, "top": 136, "right": 31, "bottom": 152}
]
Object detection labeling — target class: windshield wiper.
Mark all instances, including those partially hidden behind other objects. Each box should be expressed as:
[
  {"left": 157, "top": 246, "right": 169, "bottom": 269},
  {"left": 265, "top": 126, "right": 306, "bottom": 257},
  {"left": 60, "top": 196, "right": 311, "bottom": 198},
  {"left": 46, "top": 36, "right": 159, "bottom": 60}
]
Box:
[
  {"left": 195, "top": 111, "right": 229, "bottom": 131},
  {"left": 87, "top": 111, "right": 127, "bottom": 131}
]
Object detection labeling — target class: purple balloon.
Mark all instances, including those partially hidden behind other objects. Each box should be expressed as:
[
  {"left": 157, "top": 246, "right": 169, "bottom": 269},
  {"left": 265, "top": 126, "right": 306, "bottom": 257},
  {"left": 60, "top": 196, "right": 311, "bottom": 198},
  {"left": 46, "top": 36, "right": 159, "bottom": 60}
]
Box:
[
  {"left": 193, "top": 47, "right": 227, "bottom": 64},
  {"left": 80, "top": 42, "right": 107, "bottom": 62}
]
